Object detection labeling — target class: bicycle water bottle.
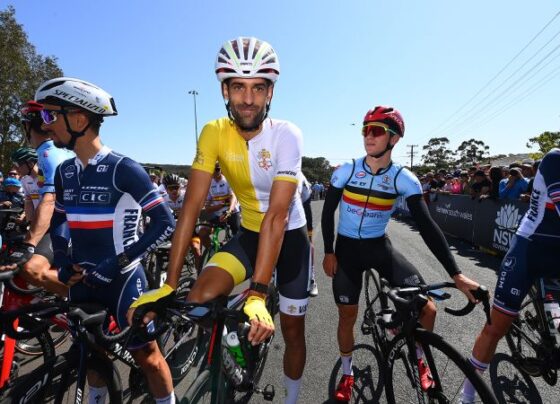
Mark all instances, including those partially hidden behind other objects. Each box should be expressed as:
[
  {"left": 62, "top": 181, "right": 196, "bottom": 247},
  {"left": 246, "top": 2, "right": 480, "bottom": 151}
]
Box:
[
  {"left": 224, "top": 329, "right": 247, "bottom": 367},
  {"left": 544, "top": 293, "right": 560, "bottom": 337},
  {"left": 221, "top": 327, "right": 248, "bottom": 387}
]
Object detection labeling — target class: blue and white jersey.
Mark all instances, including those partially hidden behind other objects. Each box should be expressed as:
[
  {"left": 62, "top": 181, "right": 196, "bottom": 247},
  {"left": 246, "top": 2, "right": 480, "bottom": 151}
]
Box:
[
  {"left": 54, "top": 146, "right": 170, "bottom": 267},
  {"left": 36, "top": 140, "right": 73, "bottom": 196},
  {"left": 331, "top": 157, "right": 422, "bottom": 239},
  {"left": 516, "top": 148, "right": 560, "bottom": 241}
]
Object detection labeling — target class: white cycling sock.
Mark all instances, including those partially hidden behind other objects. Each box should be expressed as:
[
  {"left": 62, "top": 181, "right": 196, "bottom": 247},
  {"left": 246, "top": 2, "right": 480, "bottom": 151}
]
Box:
[
  {"left": 284, "top": 375, "right": 302, "bottom": 404},
  {"left": 341, "top": 353, "right": 354, "bottom": 376},
  {"left": 155, "top": 392, "right": 176, "bottom": 404},
  {"left": 461, "top": 356, "right": 488, "bottom": 402},
  {"left": 88, "top": 385, "right": 107, "bottom": 404}
]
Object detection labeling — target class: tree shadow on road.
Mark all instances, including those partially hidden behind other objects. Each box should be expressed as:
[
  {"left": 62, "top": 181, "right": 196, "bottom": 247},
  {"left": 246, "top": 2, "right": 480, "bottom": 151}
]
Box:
[
  {"left": 489, "top": 353, "right": 543, "bottom": 404},
  {"left": 322, "top": 344, "right": 385, "bottom": 403}
]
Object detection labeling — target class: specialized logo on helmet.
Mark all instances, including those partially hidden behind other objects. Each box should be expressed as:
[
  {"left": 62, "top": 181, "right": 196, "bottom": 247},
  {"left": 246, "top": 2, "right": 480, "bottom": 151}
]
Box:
[
  {"left": 53, "top": 89, "right": 108, "bottom": 114},
  {"left": 493, "top": 204, "right": 522, "bottom": 252},
  {"left": 257, "top": 149, "right": 272, "bottom": 170}
]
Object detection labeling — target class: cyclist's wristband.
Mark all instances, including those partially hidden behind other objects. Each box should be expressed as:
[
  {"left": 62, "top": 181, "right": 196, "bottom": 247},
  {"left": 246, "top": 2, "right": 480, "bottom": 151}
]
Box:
[{"left": 249, "top": 281, "right": 269, "bottom": 295}]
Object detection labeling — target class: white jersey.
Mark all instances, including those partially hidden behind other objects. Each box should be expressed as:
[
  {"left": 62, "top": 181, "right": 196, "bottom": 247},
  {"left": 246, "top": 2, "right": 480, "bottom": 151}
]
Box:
[
  {"left": 207, "top": 176, "right": 240, "bottom": 218},
  {"left": 164, "top": 190, "right": 185, "bottom": 213},
  {"left": 21, "top": 175, "right": 40, "bottom": 209},
  {"left": 193, "top": 117, "right": 305, "bottom": 232}
]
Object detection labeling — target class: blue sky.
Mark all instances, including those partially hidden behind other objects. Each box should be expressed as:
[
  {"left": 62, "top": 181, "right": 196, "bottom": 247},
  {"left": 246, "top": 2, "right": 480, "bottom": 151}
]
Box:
[{"left": 6, "top": 0, "right": 560, "bottom": 167}]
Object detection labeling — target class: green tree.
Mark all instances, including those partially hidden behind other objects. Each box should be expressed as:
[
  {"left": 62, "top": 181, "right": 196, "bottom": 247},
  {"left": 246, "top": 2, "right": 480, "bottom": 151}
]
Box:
[
  {"left": 0, "top": 6, "right": 63, "bottom": 172},
  {"left": 526, "top": 131, "right": 560, "bottom": 158},
  {"left": 302, "top": 156, "right": 334, "bottom": 184},
  {"left": 456, "top": 139, "right": 490, "bottom": 166},
  {"left": 421, "top": 137, "right": 455, "bottom": 169}
]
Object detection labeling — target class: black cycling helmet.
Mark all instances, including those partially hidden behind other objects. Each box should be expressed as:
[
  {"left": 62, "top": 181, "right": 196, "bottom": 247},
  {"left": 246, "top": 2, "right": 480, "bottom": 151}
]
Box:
[
  {"left": 11, "top": 147, "right": 38, "bottom": 165},
  {"left": 162, "top": 173, "right": 180, "bottom": 187}
]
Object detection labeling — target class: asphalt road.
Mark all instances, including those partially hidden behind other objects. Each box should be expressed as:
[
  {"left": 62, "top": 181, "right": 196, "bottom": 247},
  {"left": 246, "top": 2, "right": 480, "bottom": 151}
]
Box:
[
  {"left": 256, "top": 200, "right": 554, "bottom": 403},
  {"left": 17, "top": 199, "right": 555, "bottom": 403}
]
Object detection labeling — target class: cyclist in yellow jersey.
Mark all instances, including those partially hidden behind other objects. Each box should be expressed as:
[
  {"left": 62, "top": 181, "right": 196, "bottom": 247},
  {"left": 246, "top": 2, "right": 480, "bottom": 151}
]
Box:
[{"left": 132, "top": 37, "right": 310, "bottom": 404}]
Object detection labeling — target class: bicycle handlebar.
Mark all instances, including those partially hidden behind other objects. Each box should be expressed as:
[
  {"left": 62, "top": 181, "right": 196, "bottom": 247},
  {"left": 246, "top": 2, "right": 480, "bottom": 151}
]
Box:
[
  {"left": 444, "top": 285, "right": 491, "bottom": 325},
  {"left": 0, "top": 267, "right": 19, "bottom": 282},
  {"left": 1, "top": 300, "right": 131, "bottom": 343},
  {"left": 131, "top": 295, "right": 249, "bottom": 341},
  {"left": 0, "top": 263, "right": 45, "bottom": 295},
  {"left": 386, "top": 282, "right": 492, "bottom": 325}
]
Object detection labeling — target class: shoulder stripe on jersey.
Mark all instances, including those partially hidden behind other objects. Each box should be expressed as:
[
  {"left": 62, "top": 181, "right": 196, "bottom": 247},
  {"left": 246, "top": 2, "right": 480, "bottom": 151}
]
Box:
[
  {"left": 342, "top": 193, "right": 395, "bottom": 211},
  {"left": 274, "top": 175, "right": 298, "bottom": 184},
  {"left": 142, "top": 196, "right": 165, "bottom": 212},
  {"left": 344, "top": 185, "right": 397, "bottom": 200},
  {"left": 138, "top": 189, "right": 159, "bottom": 205}
]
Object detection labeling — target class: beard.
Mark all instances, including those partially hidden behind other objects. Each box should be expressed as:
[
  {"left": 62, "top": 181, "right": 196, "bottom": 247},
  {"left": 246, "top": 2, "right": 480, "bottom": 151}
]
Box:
[{"left": 228, "top": 102, "right": 267, "bottom": 132}]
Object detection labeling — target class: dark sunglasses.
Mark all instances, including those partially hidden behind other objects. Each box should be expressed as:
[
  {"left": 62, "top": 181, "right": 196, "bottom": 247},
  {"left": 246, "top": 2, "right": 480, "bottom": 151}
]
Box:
[
  {"left": 40, "top": 108, "right": 79, "bottom": 125},
  {"left": 362, "top": 122, "right": 397, "bottom": 138},
  {"left": 166, "top": 185, "right": 180, "bottom": 191}
]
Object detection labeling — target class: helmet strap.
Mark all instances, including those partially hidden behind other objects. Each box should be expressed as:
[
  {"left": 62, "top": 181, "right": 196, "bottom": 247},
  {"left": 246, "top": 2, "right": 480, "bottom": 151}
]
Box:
[
  {"left": 368, "top": 133, "right": 396, "bottom": 159},
  {"left": 62, "top": 112, "right": 90, "bottom": 151}
]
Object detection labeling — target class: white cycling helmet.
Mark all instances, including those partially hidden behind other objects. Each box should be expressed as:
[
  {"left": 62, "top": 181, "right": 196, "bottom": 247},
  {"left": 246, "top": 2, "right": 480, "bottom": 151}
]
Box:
[
  {"left": 35, "top": 77, "right": 117, "bottom": 116},
  {"left": 215, "top": 37, "right": 280, "bottom": 83}
]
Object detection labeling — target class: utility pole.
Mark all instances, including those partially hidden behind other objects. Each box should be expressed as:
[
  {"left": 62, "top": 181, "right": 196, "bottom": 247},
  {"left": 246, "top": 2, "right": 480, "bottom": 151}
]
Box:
[
  {"left": 406, "top": 144, "right": 419, "bottom": 170},
  {"left": 188, "top": 90, "right": 199, "bottom": 143}
]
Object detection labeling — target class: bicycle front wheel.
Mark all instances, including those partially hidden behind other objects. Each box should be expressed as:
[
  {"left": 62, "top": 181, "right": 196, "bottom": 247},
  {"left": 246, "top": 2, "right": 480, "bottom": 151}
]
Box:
[
  {"left": 504, "top": 286, "right": 555, "bottom": 382},
  {"left": 182, "top": 369, "right": 234, "bottom": 404},
  {"left": 51, "top": 351, "right": 123, "bottom": 404},
  {"left": 385, "top": 328, "right": 497, "bottom": 404}
]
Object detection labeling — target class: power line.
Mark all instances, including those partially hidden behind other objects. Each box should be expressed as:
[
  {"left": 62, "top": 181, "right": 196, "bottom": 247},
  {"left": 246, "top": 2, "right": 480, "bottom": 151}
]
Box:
[
  {"left": 428, "top": 11, "right": 560, "bottom": 137},
  {"left": 445, "top": 42, "right": 560, "bottom": 137}
]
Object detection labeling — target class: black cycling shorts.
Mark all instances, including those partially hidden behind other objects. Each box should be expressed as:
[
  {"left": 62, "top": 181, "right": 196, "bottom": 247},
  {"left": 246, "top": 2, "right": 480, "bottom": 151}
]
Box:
[
  {"left": 333, "top": 234, "right": 424, "bottom": 305},
  {"left": 34, "top": 233, "right": 54, "bottom": 264},
  {"left": 205, "top": 225, "right": 311, "bottom": 316},
  {"left": 494, "top": 235, "right": 559, "bottom": 316}
]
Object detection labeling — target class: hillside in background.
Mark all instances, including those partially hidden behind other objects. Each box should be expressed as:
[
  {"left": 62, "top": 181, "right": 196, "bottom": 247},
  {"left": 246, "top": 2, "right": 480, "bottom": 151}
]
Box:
[{"left": 142, "top": 163, "right": 192, "bottom": 177}]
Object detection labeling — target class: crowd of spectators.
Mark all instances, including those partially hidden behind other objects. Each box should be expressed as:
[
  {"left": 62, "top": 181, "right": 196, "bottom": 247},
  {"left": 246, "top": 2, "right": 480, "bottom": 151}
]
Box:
[{"left": 418, "top": 158, "right": 539, "bottom": 203}]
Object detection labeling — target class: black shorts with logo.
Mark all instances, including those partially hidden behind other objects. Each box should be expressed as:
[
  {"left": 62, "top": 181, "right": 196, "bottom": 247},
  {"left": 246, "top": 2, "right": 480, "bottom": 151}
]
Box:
[
  {"left": 207, "top": 225, "right": 311, "bottom": 316},
  {"left": 333, "top": 234, "right": 424, "bottom": 305}
]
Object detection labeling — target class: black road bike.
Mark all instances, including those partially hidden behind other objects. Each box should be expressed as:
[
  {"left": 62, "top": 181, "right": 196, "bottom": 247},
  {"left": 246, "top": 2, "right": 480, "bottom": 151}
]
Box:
[{"left": 362, "top": 271, "right": 498, "bottom": 404}]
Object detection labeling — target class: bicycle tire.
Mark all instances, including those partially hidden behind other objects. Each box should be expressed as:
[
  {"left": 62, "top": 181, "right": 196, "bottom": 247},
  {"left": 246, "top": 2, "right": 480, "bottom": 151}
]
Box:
[
  {"left": 4, "top": 348, "right": 122, "bottom": 403},
  {"left": 364, "top": 270, "right": 389, "bottom": 349},
  {"left": 505, "top": 286, "right": 557, "bottom": 384},
  {"left": 385, "top": 328, "right": 497, "bottom": 404},
  {"left": 182, "top": 369, "right": 212, "bottom": 403},
  {"left": 1, "top": 314, "right": 55, "bottom": 386},
  {"left": 14, "top": 322, "right": 69, "bottom": 356},
  {"left": 52, "top": 349, "right": 123, "bottom": 404}
]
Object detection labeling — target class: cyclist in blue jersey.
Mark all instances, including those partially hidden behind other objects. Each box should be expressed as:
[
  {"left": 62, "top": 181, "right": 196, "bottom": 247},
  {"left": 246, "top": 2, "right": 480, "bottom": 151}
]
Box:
[
  {"left": 34, "top": 77, "right": 177, "bottom": 404},
  {"left": 322, "top": 106, "right": 481, "bottom": 401},
  {"left": 461, "top": 148, "right": 560, "bottom": 403},
  {"left": 0, "top": 101, "right": 72, "bottom": 297}
]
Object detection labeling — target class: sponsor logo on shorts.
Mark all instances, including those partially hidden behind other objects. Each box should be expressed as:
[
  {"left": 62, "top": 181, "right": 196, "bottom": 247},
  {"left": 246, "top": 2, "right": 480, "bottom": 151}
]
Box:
[
  {"left": 339, "top": 295, "right": 350, "bottom": 304},
  {"left": 502, "top": 256, "right": 516, "bottom": 271}
]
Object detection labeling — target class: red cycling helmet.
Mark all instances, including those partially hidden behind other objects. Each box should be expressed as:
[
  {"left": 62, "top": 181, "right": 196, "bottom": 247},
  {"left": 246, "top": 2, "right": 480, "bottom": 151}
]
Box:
[
  {"left": 363, "top": 106, "right": 405, "bottom": 137},
  {"left": 20, "top": 101, "right": 44, "bottom": 121}
]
